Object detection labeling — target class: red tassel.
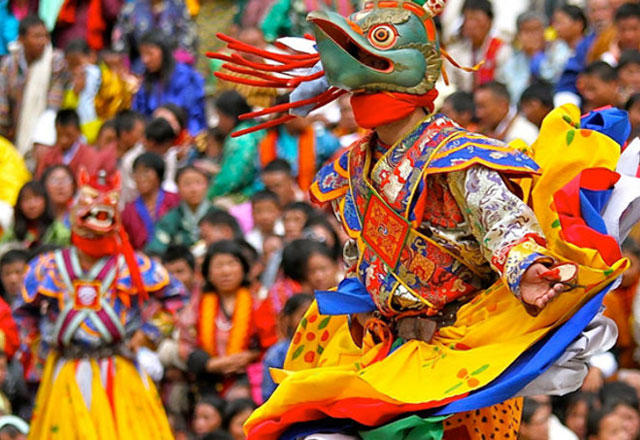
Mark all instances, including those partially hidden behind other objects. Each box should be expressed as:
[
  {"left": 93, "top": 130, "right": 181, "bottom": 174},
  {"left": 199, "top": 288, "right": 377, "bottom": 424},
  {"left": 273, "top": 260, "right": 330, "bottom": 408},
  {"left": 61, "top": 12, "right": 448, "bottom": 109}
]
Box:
[
  {"left": 217, "top": 33, "right": 319, "bottom": 61},
  {"left": 214, "top": 71, "right": 291, "bottom": 88},
  {"left": 118, "top": 227, "right": 148, "bottom": 305},
  {"left": 231, "top": 114, "right": 296, "bottom": 137},
  {"left": 221, "top": 64, "right": 292, "bottom": 84}
]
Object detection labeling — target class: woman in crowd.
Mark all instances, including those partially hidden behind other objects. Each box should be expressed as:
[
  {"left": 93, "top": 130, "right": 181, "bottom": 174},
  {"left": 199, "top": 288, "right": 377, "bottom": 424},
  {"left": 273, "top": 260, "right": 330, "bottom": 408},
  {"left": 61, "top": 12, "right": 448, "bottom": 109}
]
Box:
[
  {"left": 302, "top": 241, "right": 341, "bottom": 292},
  {"left": 206, "top": 91, "right": 264, "bottom": 202},
  {"left": 2, "top": 181, "right": 69, "bottom": 249},
  {"left": 40, "top": 165, "right": 76, "bottom": 226},
  {"left": 133, "top": 31, "right": 206, "bottom": 135},
  {"left": 302, "top": 214, "right": 343, "bottom": 262},
  {"left": 192, "top": 395, "right": 226, "bottom": 439},
  {"left": 224, "top": 398, "right": 258, "bottom": 440},
  {"left": 178, "top": 240, "right": 276, "bottom": 397},
  {"left": 122, "top": 152, "right": 181, "bottom": 250}
]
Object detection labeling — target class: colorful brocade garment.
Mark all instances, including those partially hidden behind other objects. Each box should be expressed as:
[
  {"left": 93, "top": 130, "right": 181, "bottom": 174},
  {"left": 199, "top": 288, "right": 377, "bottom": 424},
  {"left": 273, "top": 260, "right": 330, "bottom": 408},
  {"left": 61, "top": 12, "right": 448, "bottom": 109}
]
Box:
[{"left": 16, "top": 247, "right": 184, "bottom": 439}]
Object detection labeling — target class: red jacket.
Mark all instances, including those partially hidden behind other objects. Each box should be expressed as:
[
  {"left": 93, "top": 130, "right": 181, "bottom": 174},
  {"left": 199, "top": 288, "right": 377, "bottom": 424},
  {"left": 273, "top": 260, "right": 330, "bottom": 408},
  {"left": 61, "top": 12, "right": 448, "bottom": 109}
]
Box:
[{"left": 35, "top": 142, "right": 111, "bottom": 179}]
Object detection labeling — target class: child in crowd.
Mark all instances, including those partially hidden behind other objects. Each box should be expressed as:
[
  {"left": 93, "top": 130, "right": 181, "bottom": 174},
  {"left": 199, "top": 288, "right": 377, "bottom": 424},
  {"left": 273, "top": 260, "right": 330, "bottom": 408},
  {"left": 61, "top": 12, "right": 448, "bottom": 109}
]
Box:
[
  {"left": 192, "top": 395, "right": 226, "bottom": 439},
  {"left": 520, "top": 81, "right": 555, "bottom": 128},
  {"left": 193, "top": 127, "right": 224, "bottom": 177},
  {"left": 162, "top": 245, "right": 199, "bottom": 296},
  {"left": 246, "top": 190, "right": 283, "bottom": 254},
  {"left": 144, "top": 117, "right": 179, "bottom": 192},
  {"left": 261, "top": 293, "right": 313, "bottom": 401},
  {"left": 40, "top": 164, "right": 76, "bottom": 224},
  {"left": 587, "top": 405, "right": 632, "bottom": 440},
  {"left": 224, "top": 398, "right": 257, "bottom": 440},
  {"left": 0, "top": 249, "right": 29, "bottom": 307},
  {"left": 303, "top": 241, "right": 341, "bottom": 292},
  {"left": 625, "top": 93, "right": 640, "bottom": 141},
  {"left": 618, "top": 50, "right": 640, "bottom": 105},
  {"left": 261, "top": 159, "right": 304, "bottom": 207},
  {"left": 577, "top": 61, "right": 620, "bottom": 113},
  {"left": 146, "top": 166, "right": 211, "bottom": 255},
  {"left": 198, "top": 209, "right": 242, "bottom": 247},
  {"left": 599, "top": 382, "right": 640, "bottom": 439},
  {"left": 560, "top": 392, "right": 600, "bottom": 440},
  {"left": 282, "top": 201, "right": 314, "bottom": 242},
  {"left": 94, "top": 120, "right": 117, "bottom": 151},
  {"left": 440, "top": 91, "right": 476, "bottom": 130}
]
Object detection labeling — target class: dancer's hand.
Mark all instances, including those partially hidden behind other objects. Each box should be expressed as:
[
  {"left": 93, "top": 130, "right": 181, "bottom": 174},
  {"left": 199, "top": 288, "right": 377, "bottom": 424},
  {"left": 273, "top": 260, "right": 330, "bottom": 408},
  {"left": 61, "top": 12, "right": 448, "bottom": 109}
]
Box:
[{"left": 520, "top": 263, "right": 565, "bottom": 310}]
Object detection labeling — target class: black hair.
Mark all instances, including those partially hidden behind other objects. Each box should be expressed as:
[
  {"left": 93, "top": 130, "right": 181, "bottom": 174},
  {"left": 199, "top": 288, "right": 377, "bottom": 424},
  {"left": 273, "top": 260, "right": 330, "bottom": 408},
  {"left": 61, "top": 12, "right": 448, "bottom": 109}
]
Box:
[
  {"left": 462, "top": 0, "right": 494, "bottom": 20},
  {"left": 626, "top": 92, "right": 640, "bottom": 111},
  {"left": 556, "top": 391, "right": 600, "bottom": 425},
  {"left": 14, "top": 181, "right": 55, "bottom": 243},
  {"left": 132, "top": 151, "right": 166, "bottom": 182},
  {"left": 587, "top": 405, "right": 618, "bottom": 437},
  {"left": 237, "top": 239, "right": 259, "bottom": 266},
  {"left": 520, "top": 81, "right": 554, "bottom": 109},
  {"left": 198, "top": 208, "right": 243, "bottom": 240},
  {"left": 114, "top": 110, "right": 145, "bottom": 137},
  {"left": 443, "top": 91, "right": 475, "bottom": 115},
  {"left": 18, "top": 15, "right": 45, "bottom": 37},
  {"left": 557, "top": 4, "right": 588, "bottom": 34},
  {"left": 201, "top": 431, "right": 233, "bottom": 440},
  {"left": 476, "top": 81, "right": 511, "bottom": 102},
  {"left": 583, "top": 61, "right": 618, "bottom": 82},
  {"left": 215, "top": 90, "right": 252, "bottom": 126},
  {"left": 162, "top": 244, "right": 196, "bottom": 271},
  {"left": 281, "top": 292, "right": 314, "bottom": 318},
  {"left": 0, "top": 249, "right": 30, "bottom": 268},
  {"left": 600, "top": 381, "right": 639, "bottom": 409},
  {"left": 302, "top": 240, "right": 338, "bottom": 282},
  {"left": 40, "top": 164, "right": 77, "bottom": 195},
  {"left": 64, "top": 38, "right": 90, "bottom": 56},
  {"left": 522, "top": 397, "right": 546, "bottom": 424},
  {"left": 207, "top": 126, "right": 226, "bottom": 144},
  {"left": 283, "top": 201, "right": 315, "bottom": 218},
  {"left": 145, "top": 118, "right": 176, "bottom": 146},
  {"left": 97, "top": 119, "right": 117, "bottom": 138},
  {"left": 516, "top": 11, "right": 547, "bottom": 30},
  {"left": 155, "top": 103, "right": 187, "bottom": 132},
  {"left": 197, "top": 394, "right": 227, "bottom": 416},
  {"left": 281, "top": 239, "right": 316, "bottom": 282},
  {"left": 615, "top": 2, "right": 640, "bottom": 22},
  {"left": 251, "top": 189, "right": 280, "bottom": 206},
  {"left": 618, "top": 49, "right": 640, "bottom": 71},
  {"left": 55, "top": 109, "right": 81, "bottom": 129},
  {"left": 139, "top": 30, "right": 176, "bottom": 91},
  {"left": 303, "top": 214, "right": 342, "bottom": 261},
  {"left": 223, "top": 398, "right": 258, "bottom": 430},
  {"left": 262, "top": 158, "right": 294, "bottom": 175},
  {"left": 175, "top": 164, "right": 209, "bottom": 184},
  {"left": 201, "top": 240, "right": 252, "bottom": 291}
]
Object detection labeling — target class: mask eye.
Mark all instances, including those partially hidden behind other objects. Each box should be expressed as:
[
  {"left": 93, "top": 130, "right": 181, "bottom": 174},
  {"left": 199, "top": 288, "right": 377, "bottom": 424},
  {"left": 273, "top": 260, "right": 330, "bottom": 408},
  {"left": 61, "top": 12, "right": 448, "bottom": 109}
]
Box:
[
  {"left": 368, "top": 24, "right": 398, "bottom": 50},
  {"left": 107, "top": 192, "right": 119, "bottom": 205}
]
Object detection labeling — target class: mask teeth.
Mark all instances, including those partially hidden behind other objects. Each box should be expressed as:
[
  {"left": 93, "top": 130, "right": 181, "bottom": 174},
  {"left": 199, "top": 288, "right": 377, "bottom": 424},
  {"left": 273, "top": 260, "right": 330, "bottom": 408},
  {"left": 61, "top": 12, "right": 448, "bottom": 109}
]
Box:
[{"left": 422, "top": 0, "right": 446, "bottom": 17}]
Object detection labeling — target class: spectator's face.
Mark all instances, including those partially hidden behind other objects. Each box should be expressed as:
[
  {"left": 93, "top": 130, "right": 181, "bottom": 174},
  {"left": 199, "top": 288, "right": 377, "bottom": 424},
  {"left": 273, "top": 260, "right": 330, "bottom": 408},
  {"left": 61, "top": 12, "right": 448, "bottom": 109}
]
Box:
[
  {"left": 96, "top": 126, "right": 117, "bottom": 151},
  {"left": 133, "top": 165, "right": 160, "bottom": 196},
  {"left": 177, "top": 170, "right": 208, "bottom": 209},
  {"left": 199, "top": 223, "right": 234, "bottom": 246},
  {"left": 192, "top": 403, "right": 222, "bottom": 436},
  {"left": 588, "top": 0, "right": 614, "bottom": 34},
  {"left": 518, "top": 19, "right": 546, "bottom": 56},
  {"left": 65, "top": 51, "right": 87, "bottom": 71},
  {"left": 55, "top": 123, "right": 81, "bottom": 152},
  {"left": 139, "top": 43, "right": 163, "bottom": 74},
  {"left": 629, "top": 100, "right": 640, "bottom": 129},
  {"left": 164, "top": 259, "right": 194, "bottom": 292},
  {"left": 521, "top": 98, "right": 550, "bottom": 128},
  {"left": 612, "top": 404, "right": 640, "bottom": 439},
  {"left": 441, "top": 100, "right": 473, "bottom": 128},
  {"left": 20, "top": 190, "right": 45, "bottom": 221},
  {"left": 462, "top": 9, "right": 492, "bottom": 47},
  {"left": 552, "top": 10, "right": 583, "bottom": 44},
  {"left": 519, "top": 404, "right": 551, "bottom": 440},
  {"left": 262, "top": 235, "right": 283, "bottom": 261},
  {"left": 565, "top": 400, "right": 589, "bottom": 440},
  {"left": 596, "top": 411, "right": 631, "bottom": 440},
  {"left": 44, "top": 168, "right": 75, "bottom": 208},
  {"left": 20, "top": 24, "right": 48, "bottom": 61},
  {"left": 216, "top": 112, "right": 237, "bottom": 136},
  {"left": 153, "top": 108, "right": 181, "bottom": 135},
  {"left": 306, "top": 252, "right": 338, "bottom": 291},
  {"left": 208, "top": 253, "right": 244, "bottom": 293},
  {"left": 263, "top": 171, "right": 295, "bottom": 206},
  {"left": 474, "top": 89, "right": 509, "bottom": 132},
  {"left": 619, "top": 63, "right": 640, "bottom": 92},
  {"left": 617, "top": 17, "right": 640, "bottom": 51},
  {"left": 0, "top": 260, "right": 26, "bottom": 298},
  {"left": 119, "top": 120, "right": 145, "bottom": 151},
  {"left": 252, "top": 199, "right": 280, "bottom": 234},
  {"left": 283, "top": 209, "right": 307, "bottom": 241},
  {"left": 229, "top": 408, "right": 253, "bottom": 440},
  {"left": 578, "top": 74, "right": 619, "bottom": 110}
]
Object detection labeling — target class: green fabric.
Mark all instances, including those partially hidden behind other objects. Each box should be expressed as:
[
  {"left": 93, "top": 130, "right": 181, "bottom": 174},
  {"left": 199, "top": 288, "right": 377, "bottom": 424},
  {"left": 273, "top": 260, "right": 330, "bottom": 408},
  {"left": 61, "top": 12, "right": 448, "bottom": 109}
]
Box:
[
  {"left": 359, "top": 415, "right": 448, "bottom": 440},
  {"left": 1, "top": 220, "right": 70, "bottom": 247},
  {"left": 260, "top": 0, "right": 292, "bottom": 42},
  {"left": 38, "top": 0, "right": 65, "bottom": 31},
  {"left": 207, "top": 121, "right": 264, "bottom": 200},
  {"left": 145, "top": 201, "right": 212, "bottom": 255}
]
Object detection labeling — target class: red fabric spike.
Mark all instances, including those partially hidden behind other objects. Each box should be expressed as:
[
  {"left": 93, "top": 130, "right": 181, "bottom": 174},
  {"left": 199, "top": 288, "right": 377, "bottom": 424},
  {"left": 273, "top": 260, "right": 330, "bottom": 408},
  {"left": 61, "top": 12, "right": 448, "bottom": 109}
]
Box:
[
  {"left": 229, "top": 53, "right": 319, "bottom": 72},
  {"left": 222, "top": 64, "right": 292, "bottom": 84},
  {"left": 231, "top": 115, "right": 296, "bottom": 137},
  {"left": 287, "top": 70, "right": 326, "bottom": 87},
  {"left": 217, "top": 33, "right": 319, "bottom": 61},
  {"left": 214, "top": 71, "right": 292, "bottom": 88}
]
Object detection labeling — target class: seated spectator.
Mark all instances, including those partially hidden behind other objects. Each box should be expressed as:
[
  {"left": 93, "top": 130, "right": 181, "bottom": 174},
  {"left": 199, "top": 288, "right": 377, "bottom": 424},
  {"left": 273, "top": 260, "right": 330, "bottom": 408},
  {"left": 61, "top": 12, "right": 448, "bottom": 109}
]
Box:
[
  {"left": 192, "top": 395, "right": 226, "bottom": 440},
  {"left": 578, "top": 61, "right": 620, "bottom": 112},
  {"left": 599, "top": 382, "right": 640, "bottom": 439},
  {"left": 207, "top": 91, "right": 264, "bottom": 202},
  {"left": 626, "top": 93, "right": 640, "bottom": 140},
  {"left": 261, "top": 159, "right": 304, "bottom": 207},
  {"left": 601, "top": 3, "right": 640, "bottom": 66},
  {"left": 520, "top": 81, "right": 555, "bottom": 128},
  {"left": 94, "top": 119, "right": 117, "bottom": 151},
  {"left": 302, "top": 241, "right": 340, "bottom": 292},
  {"left": 259, "top": 95, "right": 341, "bottom": 192},
  {"left": 474, "top": 81, "right": 540, "bottom": 145},
  {"left": 0, "top": 249, "right": 29, "bottom": 307},
  {"left": 440, "top": 91, "right": 476, "bottom": 130},
  {"left": 122, "top": 152, "right": 180, "bottom": 250},
  {"left": 179, "top": 241, "right": 275, "bottom": 397},
  {"left": 144, "top": 118, "right": 179, "bottom": 193},
  {"left": 246, "top": 190, "right": 283, "bottom": 255},
  {"left": 552, "top": 4, "right": 589, "bottom": 52},
  {"left": 198, "top": 209, "right": 243, "bottom": 248},
  {"left": 40, "top": 165, "right": 75, "bottom": 225},
  {"left": 303, "top": 214, "right": 342, "bottom": 261},
  {"left": 63, "top": 39, "right": 101, "bottom": 144},
  {"left": 444, "top": 0, "right": 511, "bottom": 93},
  {"left": 133, "top": 31, "right": 206, "bottom": 136},
  {"left": 1, "top": 181, "right": 69, "bottom": 249},
  {"left": 617, "top": 49, "right": 640, "bottom": 104},
  {"left": 153, "top": 103, "right": 198, "bottom": 170},
  {"left": 560, "top": 392, "right": 601, "bottom": 440},
  {"left": 146, "top": 165, "right": 211, "bottom": 255},
  {"left": 115, "top": 110, "right": 147, "bottom": 204},
  {"left": 162, "top": 245, "right": 199, "bottom": 297},
  {"left": 35, "top": 109, "right": 103, "bottom": 179},
  {"left": 224, "top": 398, "right": 257, "bottom": 440},
  {"left": 261, "top": 293, "right": 313, "bottom": 401},
  {"left": 193, "top": 127, "right": 224, "bottom": 178},
  {"left": 521, "top": 396, "right": 578, "bottom": 440},
  {"left": 283, "top": 202, "right": 315, "bottom": 242}
]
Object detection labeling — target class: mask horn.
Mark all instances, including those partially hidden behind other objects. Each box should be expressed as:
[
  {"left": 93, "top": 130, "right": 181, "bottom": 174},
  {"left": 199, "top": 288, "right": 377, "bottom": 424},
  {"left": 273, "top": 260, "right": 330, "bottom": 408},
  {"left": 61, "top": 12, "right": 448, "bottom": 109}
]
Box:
[{"left": 422, "top": 0, "right": 446, "bottom": 17}]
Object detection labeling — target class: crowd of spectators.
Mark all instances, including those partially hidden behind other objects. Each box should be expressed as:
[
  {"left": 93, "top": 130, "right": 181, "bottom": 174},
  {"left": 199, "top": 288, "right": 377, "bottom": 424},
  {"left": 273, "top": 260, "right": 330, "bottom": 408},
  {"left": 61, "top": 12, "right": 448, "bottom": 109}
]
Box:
[{"left": 0, "top": 0, "right": 638, "bottom": 439}]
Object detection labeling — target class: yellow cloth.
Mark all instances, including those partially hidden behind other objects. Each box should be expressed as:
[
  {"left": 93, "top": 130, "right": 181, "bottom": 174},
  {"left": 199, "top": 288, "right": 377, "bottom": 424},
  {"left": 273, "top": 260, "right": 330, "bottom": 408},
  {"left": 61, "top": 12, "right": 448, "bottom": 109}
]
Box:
[
  {"left": 29, "top": 354, "right": 174, "bottom": 440},
  {"left": 246, "top": 104, "right": 629, "bottom": 436},
  {"left": 0, "top": 136, "right": 30, "bottom": 206}
]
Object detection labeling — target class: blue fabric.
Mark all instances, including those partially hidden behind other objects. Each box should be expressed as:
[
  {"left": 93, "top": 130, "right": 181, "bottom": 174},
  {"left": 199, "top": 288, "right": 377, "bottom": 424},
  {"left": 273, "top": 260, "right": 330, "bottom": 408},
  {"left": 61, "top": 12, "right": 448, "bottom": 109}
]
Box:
[
  {"left": 581, "top": 107, "right": 631, "bottom": 147},
  {"left": 133, "top": 63, "right": 207, "bottom": 135},
  {"left": 580, "top": 188, "right": 612, "bottom": 235},
  {"left": 315, "top": 278, "right": 377, "bottom": 315},
  {"left": 134, "top": 190, "right": 165, "bottom": 242},
  {"left": 555, "top": 33, "right": 595, "bottom": 97},
  {"left": 262, "top": 339, "right": 292, "bottom": 401},
  {"left": 0, "top": 0, "right": 17, "bottom": 56}
]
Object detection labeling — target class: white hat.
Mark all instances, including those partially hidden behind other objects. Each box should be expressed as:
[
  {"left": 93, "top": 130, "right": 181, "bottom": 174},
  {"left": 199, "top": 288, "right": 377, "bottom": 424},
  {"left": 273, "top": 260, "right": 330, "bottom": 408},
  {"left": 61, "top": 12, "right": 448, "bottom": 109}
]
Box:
[{"left": 31, "top": 109, "right": 57, "bottom": 147}]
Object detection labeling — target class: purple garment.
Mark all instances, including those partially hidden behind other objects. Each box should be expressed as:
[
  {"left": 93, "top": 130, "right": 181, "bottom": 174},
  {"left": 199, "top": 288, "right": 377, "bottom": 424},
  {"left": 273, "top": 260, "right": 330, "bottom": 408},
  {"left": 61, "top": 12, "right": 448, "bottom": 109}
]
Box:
[{"left": 121, "top": 190, "right": 181, "bottom": 250}]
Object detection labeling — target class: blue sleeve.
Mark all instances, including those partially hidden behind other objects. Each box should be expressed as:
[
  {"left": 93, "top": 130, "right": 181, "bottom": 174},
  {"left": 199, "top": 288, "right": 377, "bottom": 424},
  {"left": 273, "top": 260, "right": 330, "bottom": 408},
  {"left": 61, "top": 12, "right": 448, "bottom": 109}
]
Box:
[
  {"left": 132, "top": 86, "right": 149, "bottom": 116},
  {"left": 555, "top": 33, "right": 595, "bottom": 95},
  {"left": 315, "top": 130, "right": 341, "bottom": 166},
  {"left": 184, "top": 71, "right": 207, "bottom": 135}
]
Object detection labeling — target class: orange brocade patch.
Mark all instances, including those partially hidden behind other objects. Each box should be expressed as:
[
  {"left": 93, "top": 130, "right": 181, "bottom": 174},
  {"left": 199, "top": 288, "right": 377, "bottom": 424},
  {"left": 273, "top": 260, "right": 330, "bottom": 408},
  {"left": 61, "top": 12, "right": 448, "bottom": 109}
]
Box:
[{"left": 361, "top": 194, "right": 409, "bottom": 268}]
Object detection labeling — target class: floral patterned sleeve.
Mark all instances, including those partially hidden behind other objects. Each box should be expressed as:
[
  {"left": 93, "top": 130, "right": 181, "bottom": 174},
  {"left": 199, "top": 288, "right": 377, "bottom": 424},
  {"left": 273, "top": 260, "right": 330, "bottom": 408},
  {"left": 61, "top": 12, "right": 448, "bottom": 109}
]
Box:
[{"left": 448, "top": 165, "right": 553, "bottom": 298}]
